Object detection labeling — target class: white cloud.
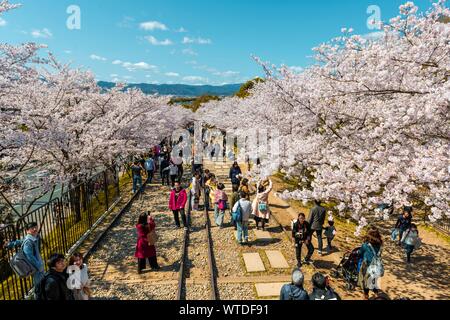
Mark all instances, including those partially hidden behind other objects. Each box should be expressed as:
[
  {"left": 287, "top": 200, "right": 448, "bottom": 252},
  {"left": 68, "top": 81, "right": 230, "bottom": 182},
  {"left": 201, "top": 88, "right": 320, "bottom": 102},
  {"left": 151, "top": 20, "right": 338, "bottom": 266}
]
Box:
[
  {"left": 182, "top": 37, "right": 212, "bottom": 45},
  {"left": 0, "top": 18, "right": 6, "bottom": 27},
  {"left": 182, "top": 48, "right": 198, "bottom": 56},
  {"left": 145, "top": 75, "right": 152, "bottom": 78},
  {"left": 90, "top": 54, "right": 107, "bottom": 61},
  {"left": 185, "top": 60, "right": 198, "bottom": 65},
  {"left": 110, "top": 74, "right": 119, "bottom": 78},
  {"left": 165, "top": 72, "right": 180, "bottom": 77},
  {"left": 213, "top": 70, "right": 240, "bottom": 77},
  {"left": 145, "top": 35, "right": 173, "bottom": 46},
  {"left": 123, "top": 75, "right": 134, "bottom": 80},
  {"left": 120, "top": 61, "right": 158, "bottom": 72},
  {"left": 112, "top": 60, "right": 123, "bottom": 65},
  {"left": 64, "top": 50, "right": 72, "bottom": 54},
  {"left": 289, "top": 66, "right": 303, "bottom": 73},
  {"left": 140, "top": 21, "right": 168, "bottom": 31},
  {"left": 176, "top": 27, "right": 188, "bottom": 33},
  {"left": 31, "top": 28, "right": 53, "bottom": 39}
]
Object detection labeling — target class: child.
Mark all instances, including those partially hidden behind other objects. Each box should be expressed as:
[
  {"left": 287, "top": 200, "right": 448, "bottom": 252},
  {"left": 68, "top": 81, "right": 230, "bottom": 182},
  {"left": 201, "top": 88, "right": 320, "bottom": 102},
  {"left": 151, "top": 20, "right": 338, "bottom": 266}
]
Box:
[{"left": 324, "top": 214, "right": 337, "bottom": 255}]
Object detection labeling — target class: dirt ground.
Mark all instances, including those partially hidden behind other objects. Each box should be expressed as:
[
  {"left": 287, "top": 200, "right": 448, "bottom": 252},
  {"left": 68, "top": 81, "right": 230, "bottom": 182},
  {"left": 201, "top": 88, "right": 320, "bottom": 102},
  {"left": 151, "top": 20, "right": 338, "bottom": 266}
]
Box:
[{"left": 268, "top": 174, "right": 450, "bottom": 300}]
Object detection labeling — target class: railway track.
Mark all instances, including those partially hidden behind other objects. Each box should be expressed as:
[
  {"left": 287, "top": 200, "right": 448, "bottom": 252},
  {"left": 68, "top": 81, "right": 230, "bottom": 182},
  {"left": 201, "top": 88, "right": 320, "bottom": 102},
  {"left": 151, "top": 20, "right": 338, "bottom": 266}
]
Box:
[{"left": 176, "top": 179, "right": 218, "bottom": 300}]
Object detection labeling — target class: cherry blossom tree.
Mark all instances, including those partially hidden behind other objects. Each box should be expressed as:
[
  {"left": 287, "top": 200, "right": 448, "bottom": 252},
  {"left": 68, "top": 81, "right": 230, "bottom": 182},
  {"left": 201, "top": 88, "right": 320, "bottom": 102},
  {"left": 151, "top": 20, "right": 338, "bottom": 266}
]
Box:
[{"left": 196, "top": 1, "right": 450, "bottom": 233}]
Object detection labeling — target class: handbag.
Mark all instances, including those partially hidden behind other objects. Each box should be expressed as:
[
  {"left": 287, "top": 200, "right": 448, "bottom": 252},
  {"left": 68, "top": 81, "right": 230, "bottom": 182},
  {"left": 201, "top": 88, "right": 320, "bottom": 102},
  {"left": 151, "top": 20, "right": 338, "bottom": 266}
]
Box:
[
  {"left": 258, "top": 201, "right": 268, "bottom": 212},
  {"left": 147, "top": 229, "right": 158, "bottom": 246},
  {"left": 414, "top": 237, "right": 422, "bottom": 250},
  {"left": 391, "top": 228, "right": 399, "bottom": 241},
  {"left": 232, "top": 201, "right": 243, "bottom": 223}
]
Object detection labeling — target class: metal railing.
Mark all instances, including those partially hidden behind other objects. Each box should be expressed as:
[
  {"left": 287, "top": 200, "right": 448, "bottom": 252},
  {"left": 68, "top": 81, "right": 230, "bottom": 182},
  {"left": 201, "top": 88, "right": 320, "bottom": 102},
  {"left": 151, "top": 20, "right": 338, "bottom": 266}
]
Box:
[{"left": 0, "top": 165, "right": 129, "bottom": 300}]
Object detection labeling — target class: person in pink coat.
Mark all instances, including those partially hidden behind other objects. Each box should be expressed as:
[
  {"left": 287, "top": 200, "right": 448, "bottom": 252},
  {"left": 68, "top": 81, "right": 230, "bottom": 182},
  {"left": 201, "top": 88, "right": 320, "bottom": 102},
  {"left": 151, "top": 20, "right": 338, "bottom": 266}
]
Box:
[
  {"left": 169, "top": 181, "right": 188, "bottom": 229},
  {"left": 214, "top": 183, "right": 228, "bottom": 228},
  {"left": 135, "top": 212, "right": 160, "bottom": 274}
]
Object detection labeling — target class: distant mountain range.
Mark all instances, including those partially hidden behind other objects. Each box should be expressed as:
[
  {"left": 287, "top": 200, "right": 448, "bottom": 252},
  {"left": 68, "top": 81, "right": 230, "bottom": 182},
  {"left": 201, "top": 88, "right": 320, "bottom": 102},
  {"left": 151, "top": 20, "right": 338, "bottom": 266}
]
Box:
[{"left": 98, "top": 81, "right": 242, "bottom": 97}]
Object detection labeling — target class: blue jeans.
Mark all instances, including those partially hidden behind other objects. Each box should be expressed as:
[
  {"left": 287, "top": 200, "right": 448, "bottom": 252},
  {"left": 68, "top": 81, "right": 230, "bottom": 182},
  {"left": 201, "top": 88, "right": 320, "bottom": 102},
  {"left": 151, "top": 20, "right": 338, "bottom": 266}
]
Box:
[
  {"left": 315, "top": 229, "right": 323, "bottom": 252},
  {"left": 32, "top": 270, "right": 44, "bottom": 298},
  {"left": 214, "top": 204, "right": 225, "bottom": 227},
  {"left": 146, "top": 170, "right": 154, "bottom": 184},
  {"left": 133, "top": 175, "right": 143, "bottom": 193},
  {"left": 236, "top": 220, "right": 249, "bottom": 243}
]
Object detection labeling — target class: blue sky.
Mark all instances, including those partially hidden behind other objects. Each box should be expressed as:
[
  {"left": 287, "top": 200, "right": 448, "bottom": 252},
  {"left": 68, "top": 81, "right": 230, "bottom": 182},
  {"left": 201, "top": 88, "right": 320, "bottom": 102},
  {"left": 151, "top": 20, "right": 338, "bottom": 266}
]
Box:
[{"left": 0, "top": 0, "right": 436, "bottom": 85}]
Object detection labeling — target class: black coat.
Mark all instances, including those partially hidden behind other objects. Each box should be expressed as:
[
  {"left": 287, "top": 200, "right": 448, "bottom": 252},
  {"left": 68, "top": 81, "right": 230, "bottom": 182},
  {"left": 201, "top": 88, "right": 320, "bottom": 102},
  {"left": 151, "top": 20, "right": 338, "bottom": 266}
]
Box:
[
  {"left": 309, "top": 287, "right": 341, "bottom": 300},
  {"left": 44, "top": 269, "right": 74, "bottom": 301},
  {"left": 292, "top": 220, "right": 312, "bottom": 242},
  {"left": 307, "top": 205, "right": 326, "bottom": 230}
]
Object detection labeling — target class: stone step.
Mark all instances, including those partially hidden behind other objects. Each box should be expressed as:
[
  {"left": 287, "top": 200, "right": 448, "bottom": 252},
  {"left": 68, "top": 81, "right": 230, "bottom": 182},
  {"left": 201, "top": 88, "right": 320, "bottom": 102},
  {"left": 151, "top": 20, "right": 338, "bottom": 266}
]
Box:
[
  {"left": 253, "top": 230, "right": 272, "bottom": 241},
  {"left": 243, "top": 252, "right": 266, "bottom": 272},
  {"left": 255, "top": 283, "right": 286, "bottom": 297},
  {"left": 265, "top": 250, "right": 290, "bottom": 269}
]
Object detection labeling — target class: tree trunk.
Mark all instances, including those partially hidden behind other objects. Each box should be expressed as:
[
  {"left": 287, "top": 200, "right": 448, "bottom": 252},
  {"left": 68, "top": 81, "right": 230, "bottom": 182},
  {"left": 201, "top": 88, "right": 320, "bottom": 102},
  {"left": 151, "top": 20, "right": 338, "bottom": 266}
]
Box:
[{"left": 69, "top": 180, "right": 82, "bottom": 223}]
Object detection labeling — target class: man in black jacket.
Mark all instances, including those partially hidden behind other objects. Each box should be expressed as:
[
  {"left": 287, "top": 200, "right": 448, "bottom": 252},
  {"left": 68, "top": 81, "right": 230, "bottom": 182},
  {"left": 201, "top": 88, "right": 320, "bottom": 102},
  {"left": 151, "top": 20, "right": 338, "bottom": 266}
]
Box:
[
  {"left": 292, "top": 213, "right": 314, "bottom": 267},
  {"left": 38, "top": 253, "right": 74, "bottom": 300},
  {"left": 307, "top": 200, "right": 327, "bottom": 255}
]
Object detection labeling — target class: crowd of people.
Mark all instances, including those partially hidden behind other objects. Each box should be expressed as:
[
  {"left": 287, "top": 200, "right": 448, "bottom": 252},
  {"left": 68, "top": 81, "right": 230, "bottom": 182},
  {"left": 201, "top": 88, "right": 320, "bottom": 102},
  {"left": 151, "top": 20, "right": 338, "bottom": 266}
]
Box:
[
  {"left": 4, "top": 222, "right": 91, "bottom": 300},
  {"left": 3, "top": 148, "right": 423, "bottom": 300}
]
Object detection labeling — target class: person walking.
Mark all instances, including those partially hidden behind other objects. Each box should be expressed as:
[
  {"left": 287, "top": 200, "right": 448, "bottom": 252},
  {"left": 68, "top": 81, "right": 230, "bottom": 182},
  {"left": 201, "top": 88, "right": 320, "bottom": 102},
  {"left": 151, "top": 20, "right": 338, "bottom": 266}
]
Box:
[
  {"left": 5, "top": 222, "right": 45, "bottom": 298},
  {"left": 229, "top": 161, "right": 242, "bottom": 190},
  {"left": 135, "top": 213, "right": 160, "bottom": 274},
  {"left": 214, "top": 183, "right": 228, "bottom": 228},
  {"left": 239, "top": 178, "right": 253, "bottom": 201},
  {"left": 131, "top": 161, "right": 145, "bottom": 193},
  {"left": 252, "top": 178, "right": 273, "bottom": 231},
  {"left": 357, "top": 228, "right": 384, "bottom": 300},
  {"left": 401, "top": 223, "right": 420, "bottom": 263},
  {"left": 280, "top": 268, "right": 309, "bottom": 300},
  {"left": 232, "top": 191, "right": 252, "bottom": 245},
  {"left": 38, "top": 254, "right": 74, "bottom": 300},
  {"left": 175, "top": 154, "right": 184, "bottom": 182},
  {"left": 324, "top": 214, "right": 337, "bottom": 255},
  {"left": 160, "top": 156, "right": 170, "bottom": 186},
  {"left": 395, "top": 207, "right": 413, "bottom": 246},
  {"left": 169, "top": 182, "right": 188, "bottom": 229},
  {"left": 292, "top": 213, "right": 314, "bottom": 267},
  {"left": 144, "top": 155, "right": 156, "bottom": 184},
  {"left": 307, "top": 200, "right": 327, "bottom": 255},
  {"left": 168, "top": 161, "right": 179, "bottom": 188},
  {"left": 190, "top": 172, "right": 202, "bottom": 211},
  {"left": 68, "top": 252, "right": 91, "bottom": 300}
]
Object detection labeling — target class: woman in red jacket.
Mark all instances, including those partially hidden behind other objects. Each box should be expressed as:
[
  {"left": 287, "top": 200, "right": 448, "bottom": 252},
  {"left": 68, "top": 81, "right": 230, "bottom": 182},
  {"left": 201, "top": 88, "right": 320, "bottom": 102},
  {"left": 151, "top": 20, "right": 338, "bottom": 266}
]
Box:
[
  {"left": 135, "top": 213, "right": 160, "bottom": 274},
  {"left": 169, "top": 181, "right": 188, "bottom": 229}
]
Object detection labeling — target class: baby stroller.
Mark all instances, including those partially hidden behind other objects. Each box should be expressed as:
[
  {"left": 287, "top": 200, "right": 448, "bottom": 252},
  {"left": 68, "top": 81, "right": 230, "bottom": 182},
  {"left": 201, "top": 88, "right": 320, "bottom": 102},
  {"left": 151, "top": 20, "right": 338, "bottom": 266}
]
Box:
[{"left": 331, "top": 247, "right": 361, "bottom": 290}]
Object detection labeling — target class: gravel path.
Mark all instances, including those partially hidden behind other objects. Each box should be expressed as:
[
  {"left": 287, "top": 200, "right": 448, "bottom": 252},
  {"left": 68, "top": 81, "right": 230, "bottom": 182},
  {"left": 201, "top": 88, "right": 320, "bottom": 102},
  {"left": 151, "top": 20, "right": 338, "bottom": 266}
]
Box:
[
  {"left": 88, "top": 172, "right": 190, "bottom": 300},
  {"left": 184, "top": 209, "right": 212, "bottom": 300}
]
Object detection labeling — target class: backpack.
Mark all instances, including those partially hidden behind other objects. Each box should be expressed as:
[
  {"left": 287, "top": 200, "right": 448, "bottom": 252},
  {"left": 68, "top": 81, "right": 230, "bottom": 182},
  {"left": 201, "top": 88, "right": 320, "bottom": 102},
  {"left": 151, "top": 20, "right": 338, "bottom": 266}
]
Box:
[
  {"left": 35, "top": 272, "right": 52, "bottom": 300},
  {"left": 366, "top": 244, "right": 384, "bottom": 278},
  {"left": 145, "top": 159, "right": 154, "bottom": 171},
  {"left": 218, "top": 199, "right": 227, "bottom": 211},
  {"left": 9, "top": 239, "right": 38, "bottom": 278},
  {"left": 232, "top": 201, "right": 243, "bottom": 223}
]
